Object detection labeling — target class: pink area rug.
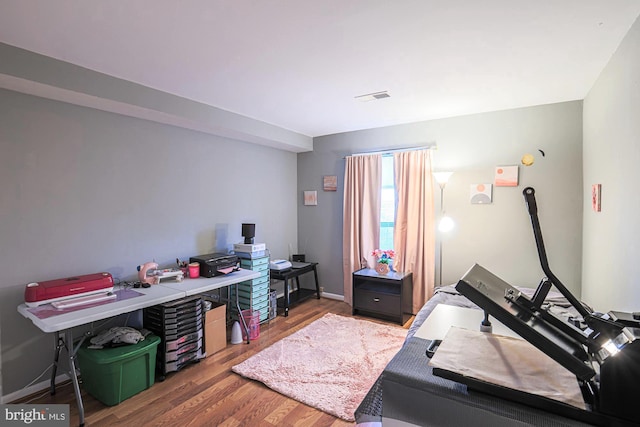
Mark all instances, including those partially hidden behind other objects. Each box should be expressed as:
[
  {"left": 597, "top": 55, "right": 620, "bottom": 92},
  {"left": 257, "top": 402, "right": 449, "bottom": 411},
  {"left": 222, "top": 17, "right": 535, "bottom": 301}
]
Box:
[{"left": 232, "top": 313, "right": 406, "bottom": 421}]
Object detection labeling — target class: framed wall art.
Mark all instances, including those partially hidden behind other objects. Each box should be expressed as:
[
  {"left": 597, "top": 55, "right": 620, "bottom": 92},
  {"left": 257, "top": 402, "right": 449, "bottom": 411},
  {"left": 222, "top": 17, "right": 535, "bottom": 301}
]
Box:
[
  {"left": 470, "top": 183, "right": 493, "bottom": 204},
  {"left": 494, "top": 165, "right": 519, "bottom": 187},
  {"left": 592, "top": 184, "right": 601, "bottom": 212},
  {"left": 323, "top": 175, "right": 337, "bottom": 191},
  {"left": 304, "top": 190, "right": 318, "bottom": 206}
]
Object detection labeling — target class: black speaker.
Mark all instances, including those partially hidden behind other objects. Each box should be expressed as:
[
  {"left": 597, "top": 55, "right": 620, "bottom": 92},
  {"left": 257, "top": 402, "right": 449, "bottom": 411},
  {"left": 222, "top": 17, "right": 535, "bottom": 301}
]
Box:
[
  {"left": 292, "top": 254, "right": 305, "bottom": 262},
  {"left": 241, "top": 223, "right": 255, "bottom": 244}
]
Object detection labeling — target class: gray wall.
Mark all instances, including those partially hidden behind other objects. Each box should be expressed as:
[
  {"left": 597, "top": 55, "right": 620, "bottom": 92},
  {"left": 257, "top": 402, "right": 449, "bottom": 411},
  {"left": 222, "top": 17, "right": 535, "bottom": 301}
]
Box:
[
  {"left": 0, "top": 43, "right": 313, "bottom": 153},
  {"left": 583, "top": 16, "right": 640, "bottom": 312},
  {"left": 299, "top": 101, "right": 584, "bottom": 299},
  {"left": 0, "top": 89, "right": 298, "bottom": 397}
]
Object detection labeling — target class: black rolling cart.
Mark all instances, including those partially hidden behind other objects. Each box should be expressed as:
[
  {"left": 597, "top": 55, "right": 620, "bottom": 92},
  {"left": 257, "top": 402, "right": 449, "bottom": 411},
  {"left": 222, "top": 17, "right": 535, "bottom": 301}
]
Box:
[{"left": 143, "top": 295, "right": 204, "bottom": 380}]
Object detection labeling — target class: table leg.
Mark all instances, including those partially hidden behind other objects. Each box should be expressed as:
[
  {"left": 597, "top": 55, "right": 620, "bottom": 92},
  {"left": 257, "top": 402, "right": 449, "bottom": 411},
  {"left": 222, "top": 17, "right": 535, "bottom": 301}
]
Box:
[
  {"left": 284, "top": 278, "right": 290, "bottom": 317},
  {"left": 313, "top": 266, "right": 320, "bottom": 299},
  {"left": 64, "top": 330, "right": 85, "bottom": 427},
  {"left": 50, "top": 332, "right": 63, "bottom": 395}
]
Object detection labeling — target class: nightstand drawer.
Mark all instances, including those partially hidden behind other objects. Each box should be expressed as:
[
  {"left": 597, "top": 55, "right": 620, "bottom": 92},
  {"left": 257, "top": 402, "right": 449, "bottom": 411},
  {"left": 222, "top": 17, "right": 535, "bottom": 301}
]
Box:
[{"left": 354, "top": 290, "right": 400, "bottom": 316}]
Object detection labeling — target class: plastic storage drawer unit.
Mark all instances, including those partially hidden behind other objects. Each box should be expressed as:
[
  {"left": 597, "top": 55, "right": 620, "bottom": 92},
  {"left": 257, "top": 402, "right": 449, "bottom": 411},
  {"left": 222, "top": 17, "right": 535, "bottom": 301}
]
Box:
[{"left": 77, "top": 334, "right": 161, "bottom": 406}]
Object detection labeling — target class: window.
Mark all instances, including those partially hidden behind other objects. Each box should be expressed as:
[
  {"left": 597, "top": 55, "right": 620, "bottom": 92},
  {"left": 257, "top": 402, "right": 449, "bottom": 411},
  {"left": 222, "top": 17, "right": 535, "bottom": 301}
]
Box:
[{"left": 379, "top": 155, "right": 395, "bottom": 250}]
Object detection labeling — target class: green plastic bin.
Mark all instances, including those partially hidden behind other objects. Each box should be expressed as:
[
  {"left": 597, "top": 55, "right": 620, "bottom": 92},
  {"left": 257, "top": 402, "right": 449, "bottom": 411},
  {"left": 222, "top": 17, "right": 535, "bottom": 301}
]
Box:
[{"left": 77, "top": 334, "right": 160, "bottom": 406}]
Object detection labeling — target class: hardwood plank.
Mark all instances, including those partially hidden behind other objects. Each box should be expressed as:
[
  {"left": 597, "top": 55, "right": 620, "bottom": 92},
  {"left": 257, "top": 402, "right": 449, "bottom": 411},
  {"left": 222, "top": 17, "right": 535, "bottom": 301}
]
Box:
[
  {"left": 14, "top": 297, "right": 392, "bottom": 426},
  {"left": 263, "top": 399, "right": 299, "bottom": 425}
]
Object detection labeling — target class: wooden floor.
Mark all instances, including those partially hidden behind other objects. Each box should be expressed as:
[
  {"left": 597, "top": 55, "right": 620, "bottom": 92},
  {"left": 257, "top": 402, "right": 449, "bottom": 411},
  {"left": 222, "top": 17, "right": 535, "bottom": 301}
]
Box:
[{"left": 17, "top": 298, "right": 395, "bottom": 426}]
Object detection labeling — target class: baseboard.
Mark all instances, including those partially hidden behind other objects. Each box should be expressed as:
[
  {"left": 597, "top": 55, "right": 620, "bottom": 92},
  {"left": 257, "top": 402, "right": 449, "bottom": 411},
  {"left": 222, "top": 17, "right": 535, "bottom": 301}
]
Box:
[
  {"left": 403, "top": 315, "right": 416, "bottom": 329},
  {"left": 320, "top": 291, "right": 344, "bottom": 301},
  {"left": 3, "top": 373, "right": 71, "bottom": 404},
  {"left": 272, "top": 286, "right": 344, "bottom": 302}
]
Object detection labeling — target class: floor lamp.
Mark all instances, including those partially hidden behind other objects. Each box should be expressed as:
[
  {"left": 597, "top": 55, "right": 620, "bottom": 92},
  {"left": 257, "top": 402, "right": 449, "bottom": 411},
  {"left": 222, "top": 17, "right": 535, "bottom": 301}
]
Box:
[{"left": 433, "top": 172, "right": 454, "bottom": 286}]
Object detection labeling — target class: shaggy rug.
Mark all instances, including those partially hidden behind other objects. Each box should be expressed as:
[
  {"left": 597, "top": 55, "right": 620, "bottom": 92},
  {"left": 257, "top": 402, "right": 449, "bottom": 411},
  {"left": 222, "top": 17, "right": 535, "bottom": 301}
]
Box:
[{"left": 232, "top": 313, "right": 406, "bottom": 421}]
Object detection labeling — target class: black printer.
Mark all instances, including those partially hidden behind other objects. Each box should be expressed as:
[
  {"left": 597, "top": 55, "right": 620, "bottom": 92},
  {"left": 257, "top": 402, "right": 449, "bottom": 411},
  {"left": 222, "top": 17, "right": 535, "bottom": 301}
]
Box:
[{"left": 189, "top": 253, "right": 239, "bottom": 278}]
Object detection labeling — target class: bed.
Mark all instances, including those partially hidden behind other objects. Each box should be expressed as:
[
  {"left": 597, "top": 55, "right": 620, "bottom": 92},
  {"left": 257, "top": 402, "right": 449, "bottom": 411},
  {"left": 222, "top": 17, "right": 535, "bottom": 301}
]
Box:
[{"left": 354, "top": 284, "right": 594, "bottom": 427}]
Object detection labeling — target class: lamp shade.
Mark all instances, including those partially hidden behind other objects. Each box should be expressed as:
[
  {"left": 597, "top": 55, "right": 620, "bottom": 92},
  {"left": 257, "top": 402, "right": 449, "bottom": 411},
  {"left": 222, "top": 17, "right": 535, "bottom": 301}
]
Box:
[{"left": 433, "top": 171, "right": 453, "bottom": 186}]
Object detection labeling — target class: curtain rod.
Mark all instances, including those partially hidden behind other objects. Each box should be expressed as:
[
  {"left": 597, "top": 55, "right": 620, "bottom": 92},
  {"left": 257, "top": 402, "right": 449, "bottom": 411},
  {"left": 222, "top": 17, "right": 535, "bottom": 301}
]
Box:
[{"left": 346, "top": 144, "right": 437, "bottom": 158}]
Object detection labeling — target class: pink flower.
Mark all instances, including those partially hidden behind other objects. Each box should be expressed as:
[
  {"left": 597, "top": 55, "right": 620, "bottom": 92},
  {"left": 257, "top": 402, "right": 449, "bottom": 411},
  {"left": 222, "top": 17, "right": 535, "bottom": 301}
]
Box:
[{"left": 371, "top": 249, "right": 395, "bottom": 264}]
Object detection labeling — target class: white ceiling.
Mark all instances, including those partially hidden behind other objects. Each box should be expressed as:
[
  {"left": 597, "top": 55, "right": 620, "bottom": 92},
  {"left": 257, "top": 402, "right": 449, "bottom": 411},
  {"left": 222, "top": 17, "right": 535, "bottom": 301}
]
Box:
[{"left": 1, "top": 1, "right": 640, "bottom": 138}]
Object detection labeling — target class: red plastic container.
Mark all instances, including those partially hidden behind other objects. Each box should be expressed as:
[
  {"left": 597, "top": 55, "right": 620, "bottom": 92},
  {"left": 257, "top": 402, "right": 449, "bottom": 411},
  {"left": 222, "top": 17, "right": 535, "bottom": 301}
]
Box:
[{"left": 241, "top": 309, "right": 260, "bottom": 340}]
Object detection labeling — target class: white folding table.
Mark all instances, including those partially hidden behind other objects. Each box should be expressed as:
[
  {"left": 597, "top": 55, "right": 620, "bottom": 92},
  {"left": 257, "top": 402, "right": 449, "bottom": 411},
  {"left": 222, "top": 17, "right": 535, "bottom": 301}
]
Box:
[{"left": 17, "top": 268, "right": 260, "bottom": 427}]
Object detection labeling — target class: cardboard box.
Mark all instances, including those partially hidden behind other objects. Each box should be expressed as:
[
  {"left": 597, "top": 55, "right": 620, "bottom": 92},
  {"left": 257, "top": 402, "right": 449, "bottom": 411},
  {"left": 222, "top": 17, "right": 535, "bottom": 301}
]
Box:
[{"left": 205, "top": 301, "right": 227, "bottom": 356}]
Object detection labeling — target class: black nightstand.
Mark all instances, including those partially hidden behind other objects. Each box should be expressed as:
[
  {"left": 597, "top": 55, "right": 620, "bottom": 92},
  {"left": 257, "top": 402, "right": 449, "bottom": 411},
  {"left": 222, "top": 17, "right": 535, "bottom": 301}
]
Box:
[{"left": 352, "top": 268, "right": 413, "bottom": 325}]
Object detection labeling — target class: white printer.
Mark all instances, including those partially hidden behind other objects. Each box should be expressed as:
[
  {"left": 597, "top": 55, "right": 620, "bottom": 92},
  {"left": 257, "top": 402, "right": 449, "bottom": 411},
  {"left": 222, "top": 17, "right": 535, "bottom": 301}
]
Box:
[{"left": 269, "top": 259, "right": 292, "bottom": 270}]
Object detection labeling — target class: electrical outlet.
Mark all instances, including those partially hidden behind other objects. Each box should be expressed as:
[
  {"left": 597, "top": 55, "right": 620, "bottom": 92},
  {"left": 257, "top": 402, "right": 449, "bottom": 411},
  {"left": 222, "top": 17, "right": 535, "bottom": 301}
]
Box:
[{"left": 319, "top": 286, "right": 324, "bottom": 293}]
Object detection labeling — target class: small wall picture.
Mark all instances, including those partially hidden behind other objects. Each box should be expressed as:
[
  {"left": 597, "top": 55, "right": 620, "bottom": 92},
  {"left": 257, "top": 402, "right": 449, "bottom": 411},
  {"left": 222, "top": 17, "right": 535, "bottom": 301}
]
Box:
[
  {"left": 494, "top": 165, "right": 519, "bottom": 187},
  {"left": 470, "top": 183, "right": 493, "bottom": 204},
  {"left": 592, "top": 184, "right": 601, "bottom": 212},
  {"left": 304, "top": 190, "right": 318, "bottom": 206},
  {"left": 323, "top": 175, "right": 337, "bottom": 191}
]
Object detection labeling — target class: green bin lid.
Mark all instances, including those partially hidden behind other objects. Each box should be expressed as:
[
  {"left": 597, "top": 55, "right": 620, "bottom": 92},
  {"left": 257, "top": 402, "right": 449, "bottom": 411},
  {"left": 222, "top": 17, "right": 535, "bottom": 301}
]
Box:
[{"left": 78, "top": 334, "right": 160, "bottom": 364}]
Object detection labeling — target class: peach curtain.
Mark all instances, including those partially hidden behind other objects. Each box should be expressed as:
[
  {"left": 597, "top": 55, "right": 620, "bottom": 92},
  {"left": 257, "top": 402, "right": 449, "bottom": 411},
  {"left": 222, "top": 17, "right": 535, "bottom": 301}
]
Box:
[
  {"left": 342, "top": 154, "right": 382, "bottom": 306},
  {"left": 393, "top": 150, "right": 436, "bottom": 313}
]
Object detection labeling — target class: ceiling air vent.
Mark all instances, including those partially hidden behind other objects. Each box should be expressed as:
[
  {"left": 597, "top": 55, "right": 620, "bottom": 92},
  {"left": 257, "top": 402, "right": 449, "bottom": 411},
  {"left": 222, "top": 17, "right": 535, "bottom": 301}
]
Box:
[{"left": 355, "top": 91, "right": 390, "bottom": 102}]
